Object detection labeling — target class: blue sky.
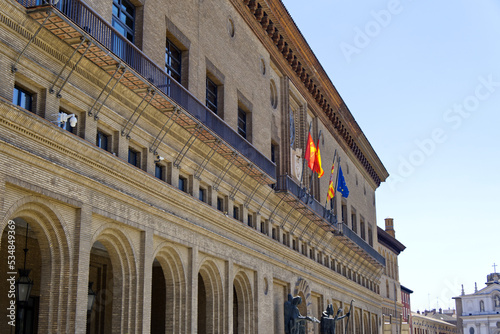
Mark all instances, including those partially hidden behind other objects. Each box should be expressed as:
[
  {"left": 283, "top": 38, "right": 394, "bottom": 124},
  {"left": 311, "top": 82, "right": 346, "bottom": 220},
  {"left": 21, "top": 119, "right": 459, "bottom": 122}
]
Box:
[{"left": 283, "top": 0, "right": 500, "bottom": 311}]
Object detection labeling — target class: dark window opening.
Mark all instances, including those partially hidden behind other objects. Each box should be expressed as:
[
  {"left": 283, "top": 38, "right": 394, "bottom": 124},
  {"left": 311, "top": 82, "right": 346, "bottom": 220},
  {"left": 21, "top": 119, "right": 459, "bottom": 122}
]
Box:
[
  {"left": 128, "top": 148, "right": 139, "bottom": 167},
  {"left": 217, "top": 197, "right": 224, "bottom": 212},
  {"left": 155, "top": 164, "right": 164, "bottom": 180},
  {"left": 199, "top": 188, "right": 206, "bottom": 202},
  {"left": 206, "top": 77, "right": 218, "bottom": 114},
  {"left": 165, "top": 39, "right": 182, "bottom": 82},
  {"left": 96, "top": 131, "right": 109, "bottom": 151},
  {"left": 13, "top": 86, "right": 33, "bottom": 111},
  {"left": 178, "top": 176, "right": 187, "bottom": 192},
  {"left": 237, "top": 107, "right": 247, "bottom": 138}
]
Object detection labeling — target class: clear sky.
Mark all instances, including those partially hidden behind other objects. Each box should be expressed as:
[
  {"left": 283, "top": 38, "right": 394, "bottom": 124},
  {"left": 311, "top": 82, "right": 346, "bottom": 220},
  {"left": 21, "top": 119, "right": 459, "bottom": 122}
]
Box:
[{"left": 282, "top": 0, "right": 500, "bottom": 312}]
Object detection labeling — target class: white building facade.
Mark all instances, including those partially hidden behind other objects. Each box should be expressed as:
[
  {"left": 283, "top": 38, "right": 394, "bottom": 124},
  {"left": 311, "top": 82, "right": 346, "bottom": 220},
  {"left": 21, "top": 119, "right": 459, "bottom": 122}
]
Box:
[{"left": 454, "top": 273, "right": 500, "bottom": 334}]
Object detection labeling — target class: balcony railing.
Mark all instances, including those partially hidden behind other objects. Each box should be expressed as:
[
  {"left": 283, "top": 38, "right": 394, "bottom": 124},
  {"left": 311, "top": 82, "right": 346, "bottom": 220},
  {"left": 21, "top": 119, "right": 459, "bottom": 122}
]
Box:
[
  {"left": 275, "top": 175, "right": 385, "bottom": 266},
  {"left": 275, "top": 175, "right": 336, "bottom": 226},
  {"left": 18, "top": 0, "right": 276, "bottom": 181},
  {"left": 338, "top": 223, "right": 386, "bottom": 265}
]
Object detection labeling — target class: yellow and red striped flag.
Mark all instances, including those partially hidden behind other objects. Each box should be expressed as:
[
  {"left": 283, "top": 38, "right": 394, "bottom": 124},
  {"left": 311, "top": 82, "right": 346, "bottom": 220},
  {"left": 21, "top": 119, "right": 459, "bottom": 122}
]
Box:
[{"left": 327, "top": 162, "right": 335, "bottom": 200}]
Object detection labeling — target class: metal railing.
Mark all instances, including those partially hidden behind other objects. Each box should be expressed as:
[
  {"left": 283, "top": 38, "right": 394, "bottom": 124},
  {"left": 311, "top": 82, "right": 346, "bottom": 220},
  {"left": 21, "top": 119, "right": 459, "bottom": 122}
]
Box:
[
  {"left": 18, "top": 0, "right": 276, "bottom": 180},
  {"left": 275, "top": 175, "right": 337, "bottom": 227},
  {"left": 338, "top": 223, "right": 386, "bottom": 265},
  {"left": 275, "top": 175, "right": 385, "bottom": 265}
]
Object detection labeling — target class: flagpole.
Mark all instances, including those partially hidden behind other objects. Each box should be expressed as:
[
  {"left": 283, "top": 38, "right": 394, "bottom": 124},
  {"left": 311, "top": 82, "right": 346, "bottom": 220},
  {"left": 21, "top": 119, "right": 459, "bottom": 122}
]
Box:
[
  {"left": 307, "top": 129, "right": 322, "bottom": 199},
  {"left": 299, "top": 122, "right": 313, "bottom": 188},
  {"left": 333, "top": 155, "right": 341, "bottom": 217},
  {"left": 323, "top": 149, "right": 337, "bottom": 208}
]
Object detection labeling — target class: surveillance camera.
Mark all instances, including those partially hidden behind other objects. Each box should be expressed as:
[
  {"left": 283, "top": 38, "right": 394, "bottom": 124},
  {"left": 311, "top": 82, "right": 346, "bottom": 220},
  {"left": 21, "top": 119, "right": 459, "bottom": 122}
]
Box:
[{"left": 69, "top": 114, "right": 77, "bottom": 127}]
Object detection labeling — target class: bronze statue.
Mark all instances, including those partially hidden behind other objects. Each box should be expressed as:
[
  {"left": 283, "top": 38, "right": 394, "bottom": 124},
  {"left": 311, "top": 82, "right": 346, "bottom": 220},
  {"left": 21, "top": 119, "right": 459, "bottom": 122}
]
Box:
[
  {"left": 284, "top": 294, "right": 320, "bottom": 334},
  {"left": 320, "top": 303, "right": 351, "bottom": 334}
]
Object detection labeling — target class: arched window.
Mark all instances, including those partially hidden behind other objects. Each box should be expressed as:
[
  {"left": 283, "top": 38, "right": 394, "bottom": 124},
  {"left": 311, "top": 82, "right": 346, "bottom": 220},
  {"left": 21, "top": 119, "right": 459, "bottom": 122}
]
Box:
[
  {"left": 480, "top": 300, "right": 485, "bottom": 312},
  {"left": 469, "top": 327, "right": 475, "bottom": 334}
]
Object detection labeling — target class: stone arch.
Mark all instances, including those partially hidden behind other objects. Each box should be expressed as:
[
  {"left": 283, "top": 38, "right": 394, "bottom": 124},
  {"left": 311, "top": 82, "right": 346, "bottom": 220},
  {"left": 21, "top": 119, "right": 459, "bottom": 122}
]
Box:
[
  {"left": 233, "top": 270, "right": 255, "bottom": 334},
  {"left": 364, "top": 312, "right": 370, "bottom": 334},
  {"left": 371, "top": 315, "right": 378, "bottom": 334},
  {"left": 198, "top": 259, "right": 224, "bottom": 334},
  {"left": 355, "top": 309, "right": 361, "bottom": 334},
  {"left": 91, "top": 225, "right": 138, "bottom": 334},
  {"left": 152, "top": 243, "right": 188, "bottom": 333},
  {"left": 292, "top": 278, "right": 314, "bottom": 333},
  {"left": 0, "top": 196, "right": 71, "bottom": 333}
]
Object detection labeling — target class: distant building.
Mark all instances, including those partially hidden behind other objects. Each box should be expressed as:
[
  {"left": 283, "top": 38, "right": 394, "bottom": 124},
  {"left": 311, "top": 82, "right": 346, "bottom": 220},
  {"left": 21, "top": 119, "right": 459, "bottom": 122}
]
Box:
[
  {"left": 453, "top": 272, "right": 500, "bottom": 334},
  {"left": 401, "top": 286, "right": 414, "bottom": 331},
  {"left": 378, "top": 218, "right": 407, "bottom": 334},
  {"left": 422, "top": 309, "right": 457, "bottom": 326},
  {"left": 412, "top": 311, "right": 458, "bottom": 334}
]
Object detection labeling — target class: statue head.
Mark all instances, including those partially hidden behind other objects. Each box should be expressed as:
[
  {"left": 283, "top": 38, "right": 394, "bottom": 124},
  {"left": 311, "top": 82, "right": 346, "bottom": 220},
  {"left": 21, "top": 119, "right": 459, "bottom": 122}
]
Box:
[{"left": 292, "top": 296, "right": 302, "bottom": 306}]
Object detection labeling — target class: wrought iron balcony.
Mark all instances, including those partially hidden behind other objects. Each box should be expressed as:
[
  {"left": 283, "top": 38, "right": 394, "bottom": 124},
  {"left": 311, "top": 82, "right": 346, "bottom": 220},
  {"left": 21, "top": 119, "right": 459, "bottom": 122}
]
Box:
[
  {"left": 337, "top": 223, "right": 386, "bottom": 266},
  {"left": 274, "top": 175, "right": 385, "bottom": 267},
  {"left": 17, "top": 0, "right": 275, "bottom": 184}
]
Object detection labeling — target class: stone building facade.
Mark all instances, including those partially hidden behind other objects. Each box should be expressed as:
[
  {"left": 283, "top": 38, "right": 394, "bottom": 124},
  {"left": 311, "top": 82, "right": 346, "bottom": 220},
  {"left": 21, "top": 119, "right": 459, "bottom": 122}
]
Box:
[
  {"left": 0, "top": 0, "right": 397, "bottom": 333},
  {"left": 412, "top": 312, "right": 458, "bottom": 334}
]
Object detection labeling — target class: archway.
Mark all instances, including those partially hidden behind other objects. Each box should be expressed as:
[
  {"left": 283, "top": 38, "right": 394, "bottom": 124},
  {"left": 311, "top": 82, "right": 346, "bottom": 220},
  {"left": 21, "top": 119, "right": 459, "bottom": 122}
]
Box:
[
  {"left": 0, "top": 219, "right": 41, "bottom": 334},
  {"left": 151, "top": 245, "right": 187, "bottom": 333},
  {"left": 0, "top": 199, "right": 71, "bottom": 333},
  {"left": 88, "top": 227, "right": 137, "bottom": 334},
  {"left": 151, "top": 259, "right": 166, "bottom": 333},
  {"left": 198, "top": 260, "right": 224, "bottom": 334},
  {"left": 233, "top": 271, "right": 254, "bottom": 334},
  {"left": 88, "top": 241, "right": 114, "bottom": 334}
]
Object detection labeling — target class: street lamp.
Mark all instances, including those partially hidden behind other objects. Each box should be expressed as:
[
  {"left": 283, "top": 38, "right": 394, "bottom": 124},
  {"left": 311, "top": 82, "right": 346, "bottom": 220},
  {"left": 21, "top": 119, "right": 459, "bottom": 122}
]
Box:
[{"left": 15, "top": 223, "right": 34, "bottom": 334}]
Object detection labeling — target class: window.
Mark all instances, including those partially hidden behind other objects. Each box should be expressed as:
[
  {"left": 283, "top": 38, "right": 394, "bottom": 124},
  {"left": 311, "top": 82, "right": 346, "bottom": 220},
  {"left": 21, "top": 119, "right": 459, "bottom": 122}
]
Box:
[
  {"left": 178, "top": 175, "right": 187, "bottom": 192},
  {"left": 112, "top": 0, "right": 135, "bottom": 42},
  {"left": 199, "top": 187, "right": 206, "bottom": 202},
  {"left": 260, "top": 220, "right": 267, "bottom": 235},
  {"left": 351, "top": 213, "right": 357, "bottom": 233},
  {"left": 272, "top": 227, "right": 277, "bottom": 240},
  {"left": 155, "top": 163, "right": 164, "bottom": 180},
  {"left": 233, "top": 206, "right": 240, "bottom": 220},
  {"left": 128, "top": 148, "right": 139, "bottom": 167},
  {"left": 271, "top": 144, "right": 277, "bottom": 164},
  {"left": 360, "top": 219, "right": 366, "bottom": 240},
  {"left": 96, "top": 131, "right": 110, "bottom": 151},
  {"left": 217, "top": 196, "right": 224, "bottom": 212},
  {"left": 13, "top": 86, "right": 33, "bottom": 111},
  {"left": 165, "top": 39, "right": 182, "bottom": 82},
  {"left": 112, "top": 0, "right": 135, "bottom": 59},
  {"left": 341, "top": 204, "right": 347, "bottom": 225},
  {"left": 237, "top": 107, "right": 247, "bottom": 138},
  {"left": 247, "top": 214, "right": 253, "bottom": 227},
  {"left": 368, "top": 225, "right": 373, "bottom": 247},
  {"left": 206, "top": 77, "right": 218, "bottom": 114}
]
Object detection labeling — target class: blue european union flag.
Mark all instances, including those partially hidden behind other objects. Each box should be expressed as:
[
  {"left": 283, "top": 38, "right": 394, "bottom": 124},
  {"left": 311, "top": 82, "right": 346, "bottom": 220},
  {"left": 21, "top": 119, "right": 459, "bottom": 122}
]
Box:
[{"left": 337, "top": 167, "right": 349, "bottom": 198}]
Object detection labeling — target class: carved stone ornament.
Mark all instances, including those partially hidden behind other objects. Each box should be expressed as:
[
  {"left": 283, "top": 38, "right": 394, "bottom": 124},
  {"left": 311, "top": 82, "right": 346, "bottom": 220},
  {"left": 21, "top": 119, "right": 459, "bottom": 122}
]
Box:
[{"left": 291, "top": 148, "right": 303, "bottom": 182}]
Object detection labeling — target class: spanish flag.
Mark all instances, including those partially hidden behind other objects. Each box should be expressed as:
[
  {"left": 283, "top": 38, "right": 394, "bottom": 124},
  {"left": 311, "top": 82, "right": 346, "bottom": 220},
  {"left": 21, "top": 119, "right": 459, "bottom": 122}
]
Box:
[
  {"left": 327, "top": 162, "right": 335, "bottom": 200},
  {"left": 304, "top": 132, "right": 316, "bottom": 170},
  {"left": 314, "top": 144, "right": 324, "bottom": 177}
]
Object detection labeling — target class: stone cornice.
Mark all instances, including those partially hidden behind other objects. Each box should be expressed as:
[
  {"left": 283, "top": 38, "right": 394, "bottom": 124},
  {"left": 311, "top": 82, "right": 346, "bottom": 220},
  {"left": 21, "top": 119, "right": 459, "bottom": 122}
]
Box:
[{"left": 232, "top": 0, "right": 389, "bottom": 187}]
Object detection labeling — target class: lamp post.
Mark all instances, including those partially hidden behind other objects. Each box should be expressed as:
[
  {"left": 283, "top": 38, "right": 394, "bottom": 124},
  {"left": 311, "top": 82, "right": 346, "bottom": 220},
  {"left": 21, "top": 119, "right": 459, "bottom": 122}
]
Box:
[
  {"left": 15, "top": 223, "right": 34, "bottom": 334},
  {"left": 87, "top": 282, "right": 96, "bottom": 334}
]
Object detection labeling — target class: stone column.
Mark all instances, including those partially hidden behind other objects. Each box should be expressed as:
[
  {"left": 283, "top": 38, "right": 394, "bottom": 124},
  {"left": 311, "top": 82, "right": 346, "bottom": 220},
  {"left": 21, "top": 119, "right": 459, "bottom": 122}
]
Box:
[{"left": 138, "top": 227, "right": 154, "bottom": 333}]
